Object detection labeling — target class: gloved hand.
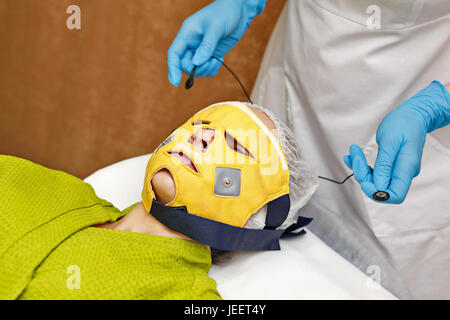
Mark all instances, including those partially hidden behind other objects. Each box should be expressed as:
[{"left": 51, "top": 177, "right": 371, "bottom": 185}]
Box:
[
  {"left": 167, "top": 0, "right": 266, "bottom": 86},
  {"left": 344, "top": 81, "right": 450, "bottom": 204}
]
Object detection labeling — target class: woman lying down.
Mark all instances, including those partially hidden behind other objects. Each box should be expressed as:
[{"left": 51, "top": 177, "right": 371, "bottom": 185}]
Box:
[{"left": 0, "top": 101, "right": 318, "bottom": 299}]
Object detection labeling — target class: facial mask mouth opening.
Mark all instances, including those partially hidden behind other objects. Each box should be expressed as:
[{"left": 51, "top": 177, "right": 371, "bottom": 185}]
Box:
[{"left": 168, "top": 151, "right": 198, "bottom": 173}]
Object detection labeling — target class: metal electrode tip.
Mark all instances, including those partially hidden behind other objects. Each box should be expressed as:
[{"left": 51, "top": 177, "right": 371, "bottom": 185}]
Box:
[{"left": 373, "top": 191, "right": 390, "bottom": 201}]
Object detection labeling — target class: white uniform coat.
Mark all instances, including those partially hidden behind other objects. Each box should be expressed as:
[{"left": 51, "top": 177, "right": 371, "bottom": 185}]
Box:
[{"left": 252, "top": 0, "right": 450, "bottom": 299}]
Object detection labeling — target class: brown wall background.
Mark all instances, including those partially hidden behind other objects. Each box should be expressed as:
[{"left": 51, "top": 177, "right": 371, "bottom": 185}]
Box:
[{"left": 0, "top": 0, "right": 285, "bottom": 178}]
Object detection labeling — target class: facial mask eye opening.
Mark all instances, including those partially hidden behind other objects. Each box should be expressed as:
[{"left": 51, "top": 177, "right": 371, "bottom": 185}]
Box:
[{"left": 224, "top": 131, "right": 254, "bottom": 159}]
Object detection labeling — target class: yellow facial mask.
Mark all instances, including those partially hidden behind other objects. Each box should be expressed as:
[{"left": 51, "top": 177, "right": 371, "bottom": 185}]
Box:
[{"left": 142, "top": 102, "right": 310, "bottom": 251}]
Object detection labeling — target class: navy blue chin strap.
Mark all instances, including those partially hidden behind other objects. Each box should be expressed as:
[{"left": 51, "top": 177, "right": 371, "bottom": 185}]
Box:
[
  {"left": 264, "top": 194, "right": 313, "bottom": 238},
  {"left": 149, "top": 194, "right": 312, "bottom": 251}
]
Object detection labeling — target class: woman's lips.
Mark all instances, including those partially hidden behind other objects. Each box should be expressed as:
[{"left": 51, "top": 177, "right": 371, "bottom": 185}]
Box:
[{"left": 169, "top": 151, "right": 197, "bottom": 172}]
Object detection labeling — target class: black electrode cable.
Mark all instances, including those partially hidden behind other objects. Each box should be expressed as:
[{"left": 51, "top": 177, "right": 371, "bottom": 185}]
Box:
[
  {"left": 211, "top": 56, "right": 254, "bottom": 104},
  {"left": 184, "top": 57, "right": 357, "bottom": 187},
  {"left": 185, "top": 56, "right": 253, "bottom": 104},
  {"left": 318, "top": 173, "right": 354, "bottom": 184}
]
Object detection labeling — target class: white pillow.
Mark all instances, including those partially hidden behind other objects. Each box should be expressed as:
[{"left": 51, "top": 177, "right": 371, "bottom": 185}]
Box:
[{"left": 84, "top": 154, "right": 397, "bottom": 300}]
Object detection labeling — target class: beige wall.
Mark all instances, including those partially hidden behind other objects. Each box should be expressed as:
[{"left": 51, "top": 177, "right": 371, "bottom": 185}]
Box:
[{"left": 0, "top": 0, "right": 285, "bottom": 178}]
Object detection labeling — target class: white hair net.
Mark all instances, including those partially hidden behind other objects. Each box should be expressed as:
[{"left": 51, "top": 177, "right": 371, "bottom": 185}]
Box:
[{"left": 243, "top": 103, "right": 319, "bottom": 230}]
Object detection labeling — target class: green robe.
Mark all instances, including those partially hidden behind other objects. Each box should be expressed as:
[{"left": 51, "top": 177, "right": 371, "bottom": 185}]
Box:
[{"left": 0, "top": 155, "right": 221, "bottom": 300}]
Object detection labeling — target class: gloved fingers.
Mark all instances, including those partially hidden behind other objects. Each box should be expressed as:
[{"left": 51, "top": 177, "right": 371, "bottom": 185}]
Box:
[
  {"left": 384, "top": 142, "right": 422, "bottom": 203},
  {"left": 192, "top": 25, "right": 225, "bottom": 66},
  {"left": 213, "top": 36, "right": 240, "bottom": 59},
  {"left": 348, "top": 144, "right": 373, "bottom": 184},
  {"left": 167, "top": 51, "right": 183, "bottom": 87},
  {"left": 194, "top": 58, "right": 223, "bottom": 77},
  {"left": 180, "top": 50, "right": 195, "bottom": 75},
  {"left": 345, "top": 144, "right": 406, "bottom": 203},
  {"left": 361, "top": 181, "right": 378, "bottom": 200},
  {"left": 168, "top": 29, "right": 191, "bottom": 87},
  {"left": 343, "top": 154, "right": 352, "bottom": 169},
  {"left": 392, "top": 140, "right": 422, "bottom": 178},
  {"left": 181, "top": 56, "right": 222, "bottom": 79},
  {"left": 384, "top": 177, "right": 413, "bottom": 204},
  {"left": 180, "top": 49, "right": 223, "bottom": 78},
  {"left": 372, "top": 136, "right": 402, "bottom": 191}
]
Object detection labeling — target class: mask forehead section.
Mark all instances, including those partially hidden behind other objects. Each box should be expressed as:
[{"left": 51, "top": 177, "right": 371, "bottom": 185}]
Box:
[
  {"left": 192, "top": 103, "right": 257, "bottom": 130},
  {"left": 193, "top": 102, "right": 288, "bottom": 172}
]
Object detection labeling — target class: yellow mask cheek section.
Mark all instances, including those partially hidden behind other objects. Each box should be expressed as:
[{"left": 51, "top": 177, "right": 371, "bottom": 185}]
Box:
[{"left": 142, "top": 102, "right": 290, "bottom": 228}]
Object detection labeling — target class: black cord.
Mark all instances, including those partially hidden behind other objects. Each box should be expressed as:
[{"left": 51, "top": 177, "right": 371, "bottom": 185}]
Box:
[
  {"left": 211, "top": 56, "right": 253, "bottom": 104},
  {"left": 318, "top": 173, "right": 354, "bottom": 185},
  {"left": 184, "top": 56, "right": 253, "bottom": 104},
  {"left": 184, "top": 57, "right": 355, "bottom": 186}
]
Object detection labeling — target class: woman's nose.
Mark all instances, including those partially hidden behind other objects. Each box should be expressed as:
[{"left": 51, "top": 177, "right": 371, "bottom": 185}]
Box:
[{"left": 190, "top": 129, "right": 215, "bottom": 152}]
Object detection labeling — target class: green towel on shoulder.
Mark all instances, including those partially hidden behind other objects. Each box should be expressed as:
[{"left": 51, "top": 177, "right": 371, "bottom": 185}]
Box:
[{"left": 0, "top": 155, "right": 221, "bottom": 300}]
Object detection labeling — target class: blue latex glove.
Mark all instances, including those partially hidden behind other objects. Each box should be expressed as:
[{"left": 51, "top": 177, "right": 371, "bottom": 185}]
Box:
[
  {"left": 344, "top": 81, "right": 450, "bottom": 204},
  {"left": 167, "top": 0, "right": 266, "bottom": 86}
]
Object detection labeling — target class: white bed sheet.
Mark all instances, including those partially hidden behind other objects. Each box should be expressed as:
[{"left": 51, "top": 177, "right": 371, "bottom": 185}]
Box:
[{"left": 84, "top": 154, "right": 397, "bottom": 300}]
